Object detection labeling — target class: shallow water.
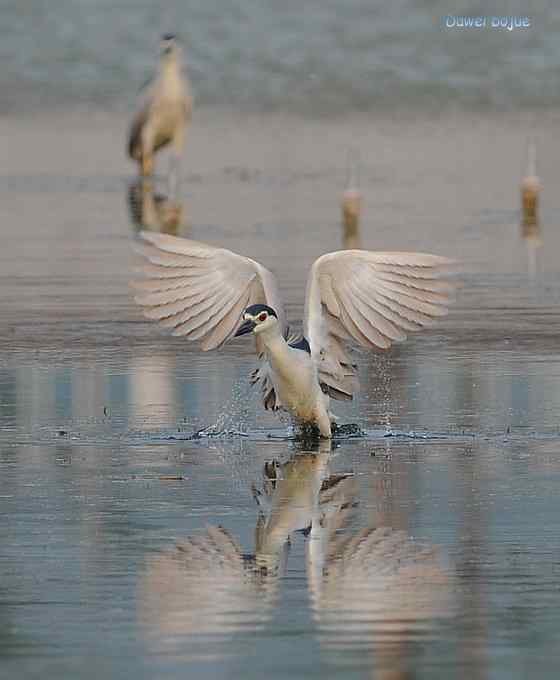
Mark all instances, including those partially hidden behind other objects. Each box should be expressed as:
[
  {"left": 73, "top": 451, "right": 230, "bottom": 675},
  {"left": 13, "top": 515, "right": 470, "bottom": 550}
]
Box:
[{"left": 2, "top": 109, "right": 560, "bottom": 679}]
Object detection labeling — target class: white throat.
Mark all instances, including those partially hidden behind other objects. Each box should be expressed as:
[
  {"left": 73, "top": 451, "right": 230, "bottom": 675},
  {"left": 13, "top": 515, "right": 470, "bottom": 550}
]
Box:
[{"left": 254, "top": 321, "right": 286, "bottom": 353}]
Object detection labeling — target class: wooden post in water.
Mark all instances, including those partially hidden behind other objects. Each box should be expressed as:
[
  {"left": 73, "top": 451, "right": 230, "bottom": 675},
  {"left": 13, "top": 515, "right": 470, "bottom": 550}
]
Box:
[
  {"left": 520, "top": 141, "right": 540, "bottom": 226},
  {"left": 341, "top": 149, "right": 362, "bottom": 249}
]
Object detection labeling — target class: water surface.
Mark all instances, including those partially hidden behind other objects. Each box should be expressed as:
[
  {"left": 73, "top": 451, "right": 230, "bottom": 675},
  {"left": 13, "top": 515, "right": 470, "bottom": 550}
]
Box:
[{"left": 1, "top": 108, "right": 560, "bottom": 679}]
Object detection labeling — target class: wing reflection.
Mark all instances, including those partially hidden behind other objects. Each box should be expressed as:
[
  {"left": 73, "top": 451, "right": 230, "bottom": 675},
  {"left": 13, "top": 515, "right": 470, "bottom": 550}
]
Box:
[
  {"left": 307, "top": 454, "right": 451, "bottom": 677},
  {"left": 127, "top": 179, "right": 189, "bottom": 236},
  {"left": 310, "top": 526, "right": 449, "bottom": 640},
  {"left": 283, "top": 443, "right": 452, "bottom": 674},
  {"left": 138, "top": 526, "right": 274, "bottom": 650},
  {"left": 521, "top": 214, "right": 542, "bottom": 282}
]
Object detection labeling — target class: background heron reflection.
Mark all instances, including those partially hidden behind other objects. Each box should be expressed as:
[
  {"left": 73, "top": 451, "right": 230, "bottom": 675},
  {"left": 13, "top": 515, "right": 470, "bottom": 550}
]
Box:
[{"left": 128, "top": 179, "right": 189, "bottom": 237}]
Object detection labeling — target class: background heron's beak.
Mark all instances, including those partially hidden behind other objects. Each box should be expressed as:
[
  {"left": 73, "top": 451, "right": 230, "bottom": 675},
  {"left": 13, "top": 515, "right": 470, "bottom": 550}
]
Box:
[{"left": 235, "top": 319, "right": 256, "bottom": 337}]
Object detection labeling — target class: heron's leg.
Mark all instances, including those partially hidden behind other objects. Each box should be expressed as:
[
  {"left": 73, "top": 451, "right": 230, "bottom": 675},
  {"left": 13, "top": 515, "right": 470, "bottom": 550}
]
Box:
[
  {"left": 321, "top": 392, "right": 338, "bottom": 426},
  {"left": 167, "top": 159, "right": 178, "bottom": 200},
  {"left": 316, "top": 410, "right": 333, "bottom": 439},
  {"left": 140, "top": 127, "right": 155, "bottom": 177},
  {"left": 140, "top": 152, "right": 154, "bottom": 177},
  {"left": 167, "top": 131, "right": 184, "bottom": 200}
]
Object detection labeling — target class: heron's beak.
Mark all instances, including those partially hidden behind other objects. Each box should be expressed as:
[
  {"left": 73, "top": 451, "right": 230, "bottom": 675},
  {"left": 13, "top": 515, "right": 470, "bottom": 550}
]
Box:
[{"left": 235, "top": 319, "right": 256, "bottom": 337}]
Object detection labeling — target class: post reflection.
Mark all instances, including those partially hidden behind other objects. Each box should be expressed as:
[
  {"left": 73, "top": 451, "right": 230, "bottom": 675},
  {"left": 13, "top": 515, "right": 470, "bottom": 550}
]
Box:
[
  {"left": 520, "top": 140, "right": 542, "bottom": 281},
  {"left": 520, "top": 213, "right": 542, "bottom": 282},
  {"left": 137, "top": 439, "right": 452, "bottom": 673},
  {"left": 127, "top": 179, "right": 189, "bottom": 237}
]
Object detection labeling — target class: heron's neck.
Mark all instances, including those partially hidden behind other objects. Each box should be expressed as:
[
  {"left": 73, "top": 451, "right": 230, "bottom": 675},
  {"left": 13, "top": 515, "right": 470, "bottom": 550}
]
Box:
[
  {"left": 160, "top": 55, "right": 183, "bottom": 89},
  {"left": 257, "top": 324, "right": 288, "bottom": 356}
]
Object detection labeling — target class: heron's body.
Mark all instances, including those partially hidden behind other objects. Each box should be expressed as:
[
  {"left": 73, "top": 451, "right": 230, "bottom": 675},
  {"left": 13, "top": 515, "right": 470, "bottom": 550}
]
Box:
[
  {"left": 128, "top": 36, "right": 192, "bottom": 177},
  {"left": 259, "top": 327, "right": 332, "bottom": 436},
  {"left": 134, "top": 232, "right": 454, "bottom": 437}
]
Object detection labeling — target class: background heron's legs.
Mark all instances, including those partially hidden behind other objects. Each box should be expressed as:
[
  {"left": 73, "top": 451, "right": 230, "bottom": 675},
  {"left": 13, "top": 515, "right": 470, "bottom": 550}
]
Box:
[
  {"left": 167, "top": 131, "right": 184, "bottom": 199},
  {"left": 167, "top": 153, "right": 180, "bottom": 200},
  {"left": 141, "top": 153, "right": 154, "bottom": 177}
]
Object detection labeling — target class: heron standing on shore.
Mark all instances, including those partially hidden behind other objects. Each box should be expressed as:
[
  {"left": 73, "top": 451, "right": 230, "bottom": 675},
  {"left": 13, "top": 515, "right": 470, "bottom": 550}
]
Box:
[{"left": 128, "top": 35, "right": 192, "bottom": 178}]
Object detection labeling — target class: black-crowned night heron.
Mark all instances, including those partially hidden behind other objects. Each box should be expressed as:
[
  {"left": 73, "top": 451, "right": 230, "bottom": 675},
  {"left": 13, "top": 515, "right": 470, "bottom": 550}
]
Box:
[
  {"left": 134, "top": 232, "right": 454, "bottom": 437},
  {"left": 128, "top": 34, "right": 192, "bottom": 177}
]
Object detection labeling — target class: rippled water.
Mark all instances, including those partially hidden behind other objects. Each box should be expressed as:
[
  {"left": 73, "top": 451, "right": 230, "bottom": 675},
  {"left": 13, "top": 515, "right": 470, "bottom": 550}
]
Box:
[
  {"left": 1, "top": 0, "right": 559, "bottom": 115},
  {"left": 2, "top": 99, "right": 560, "bottom": 679}
]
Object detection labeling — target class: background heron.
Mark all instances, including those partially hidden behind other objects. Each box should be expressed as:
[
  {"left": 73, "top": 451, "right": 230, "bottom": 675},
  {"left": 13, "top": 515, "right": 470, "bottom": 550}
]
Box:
[{"left": 128, "top": 34, "right": 192, "bottom": 178}]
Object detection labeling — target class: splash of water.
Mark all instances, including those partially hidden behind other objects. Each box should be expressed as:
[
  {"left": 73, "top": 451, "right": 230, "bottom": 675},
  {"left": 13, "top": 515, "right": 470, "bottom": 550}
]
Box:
[{"left": 194, "top": 378, "right": 255, "bottom": 438}]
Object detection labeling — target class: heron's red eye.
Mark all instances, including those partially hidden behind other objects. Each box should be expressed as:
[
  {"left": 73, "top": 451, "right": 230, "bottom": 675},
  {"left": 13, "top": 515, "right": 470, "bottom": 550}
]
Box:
[{"left": 258, "top": 312, "right": 267, "bottom": 322}]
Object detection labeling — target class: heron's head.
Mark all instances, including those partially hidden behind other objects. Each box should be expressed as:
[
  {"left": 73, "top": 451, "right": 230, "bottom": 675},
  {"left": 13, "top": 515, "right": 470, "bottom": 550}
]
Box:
[
  {"left": 160, "top": 34, "right": 178, "bottom": 57},
  {"left": 235, "top": 304, "right": 278, "bottom": 337}
]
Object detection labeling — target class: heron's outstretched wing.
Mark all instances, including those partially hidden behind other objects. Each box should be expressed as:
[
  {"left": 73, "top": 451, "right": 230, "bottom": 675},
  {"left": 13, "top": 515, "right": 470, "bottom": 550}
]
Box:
[
  {"left": 133, "top": 232, "right": 287, "bottom": 351},
  {"left": 303, "top": 250, "right": 455, "bottom": 400}
]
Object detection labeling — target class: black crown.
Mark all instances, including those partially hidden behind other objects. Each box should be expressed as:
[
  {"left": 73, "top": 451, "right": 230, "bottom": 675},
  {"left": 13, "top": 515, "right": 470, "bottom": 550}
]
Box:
[{"left": 245, "top": 304, "right": 278, "bottom": 319}]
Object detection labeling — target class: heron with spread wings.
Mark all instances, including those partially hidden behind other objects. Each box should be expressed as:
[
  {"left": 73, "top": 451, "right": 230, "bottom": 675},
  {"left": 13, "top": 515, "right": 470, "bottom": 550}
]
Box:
[{"left": 134, "top": 232, "right": 454, "bottom": 437}]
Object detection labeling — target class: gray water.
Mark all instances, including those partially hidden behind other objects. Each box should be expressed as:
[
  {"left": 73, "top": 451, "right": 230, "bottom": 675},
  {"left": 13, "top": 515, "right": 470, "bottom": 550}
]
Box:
[
  {"left": 2, "top": 0, "right": 559, "bottom": 115},
  {"left": 1, "top": 162, "right": 560, "bottom": 678}
]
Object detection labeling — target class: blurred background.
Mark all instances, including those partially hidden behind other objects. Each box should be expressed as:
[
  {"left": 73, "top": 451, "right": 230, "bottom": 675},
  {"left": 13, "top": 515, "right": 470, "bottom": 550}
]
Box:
[
  {"left": 1, "top": 2, "right": 560, "bottom": 679},
  {"left": 1, "top": 0, "right": 557, "bottom": 116}
]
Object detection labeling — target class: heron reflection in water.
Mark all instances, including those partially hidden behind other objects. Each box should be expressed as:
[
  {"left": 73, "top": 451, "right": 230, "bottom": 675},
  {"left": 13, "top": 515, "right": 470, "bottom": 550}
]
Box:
[
  {"left": 128, "top": 179, "right": 188, "bottom": 237},
  {"left": 138, "top": 441, "right": 451, "bottom": 665}
]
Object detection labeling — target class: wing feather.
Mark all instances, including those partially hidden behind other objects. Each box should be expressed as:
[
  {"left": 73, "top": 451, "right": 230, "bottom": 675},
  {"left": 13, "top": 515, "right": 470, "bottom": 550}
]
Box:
[
  {"left": 304, "top": 250, "right": 455, "bottom": 400},
  {"left": 134, "top": 232, "right": 286, "bottom": 346},
  {"left": 347, "top": 279, "right": 407, "bottom": 341},
  {"left": 144, "top": 289, "right": 214, "bottom": 322},
  {"left": 201, "top": 291, "right": 251, "bottom": 351},
  {"left": 133, "top": 232, "right": 287, "bottom": 410},
  {"left": 167, "top": 290, "right": 234, "bottom": 335},
  {"left": 135, "top": 263, "right": 206, "bottom": 280},
  {"left": 177, "top": 289, "right": 247, "bottom": 340},
  {"left": 373, "top": 278, "right": 449, "bottom": 313},
  {"left": 337, "top": 284, "right": 391, "bottom": 348}
]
